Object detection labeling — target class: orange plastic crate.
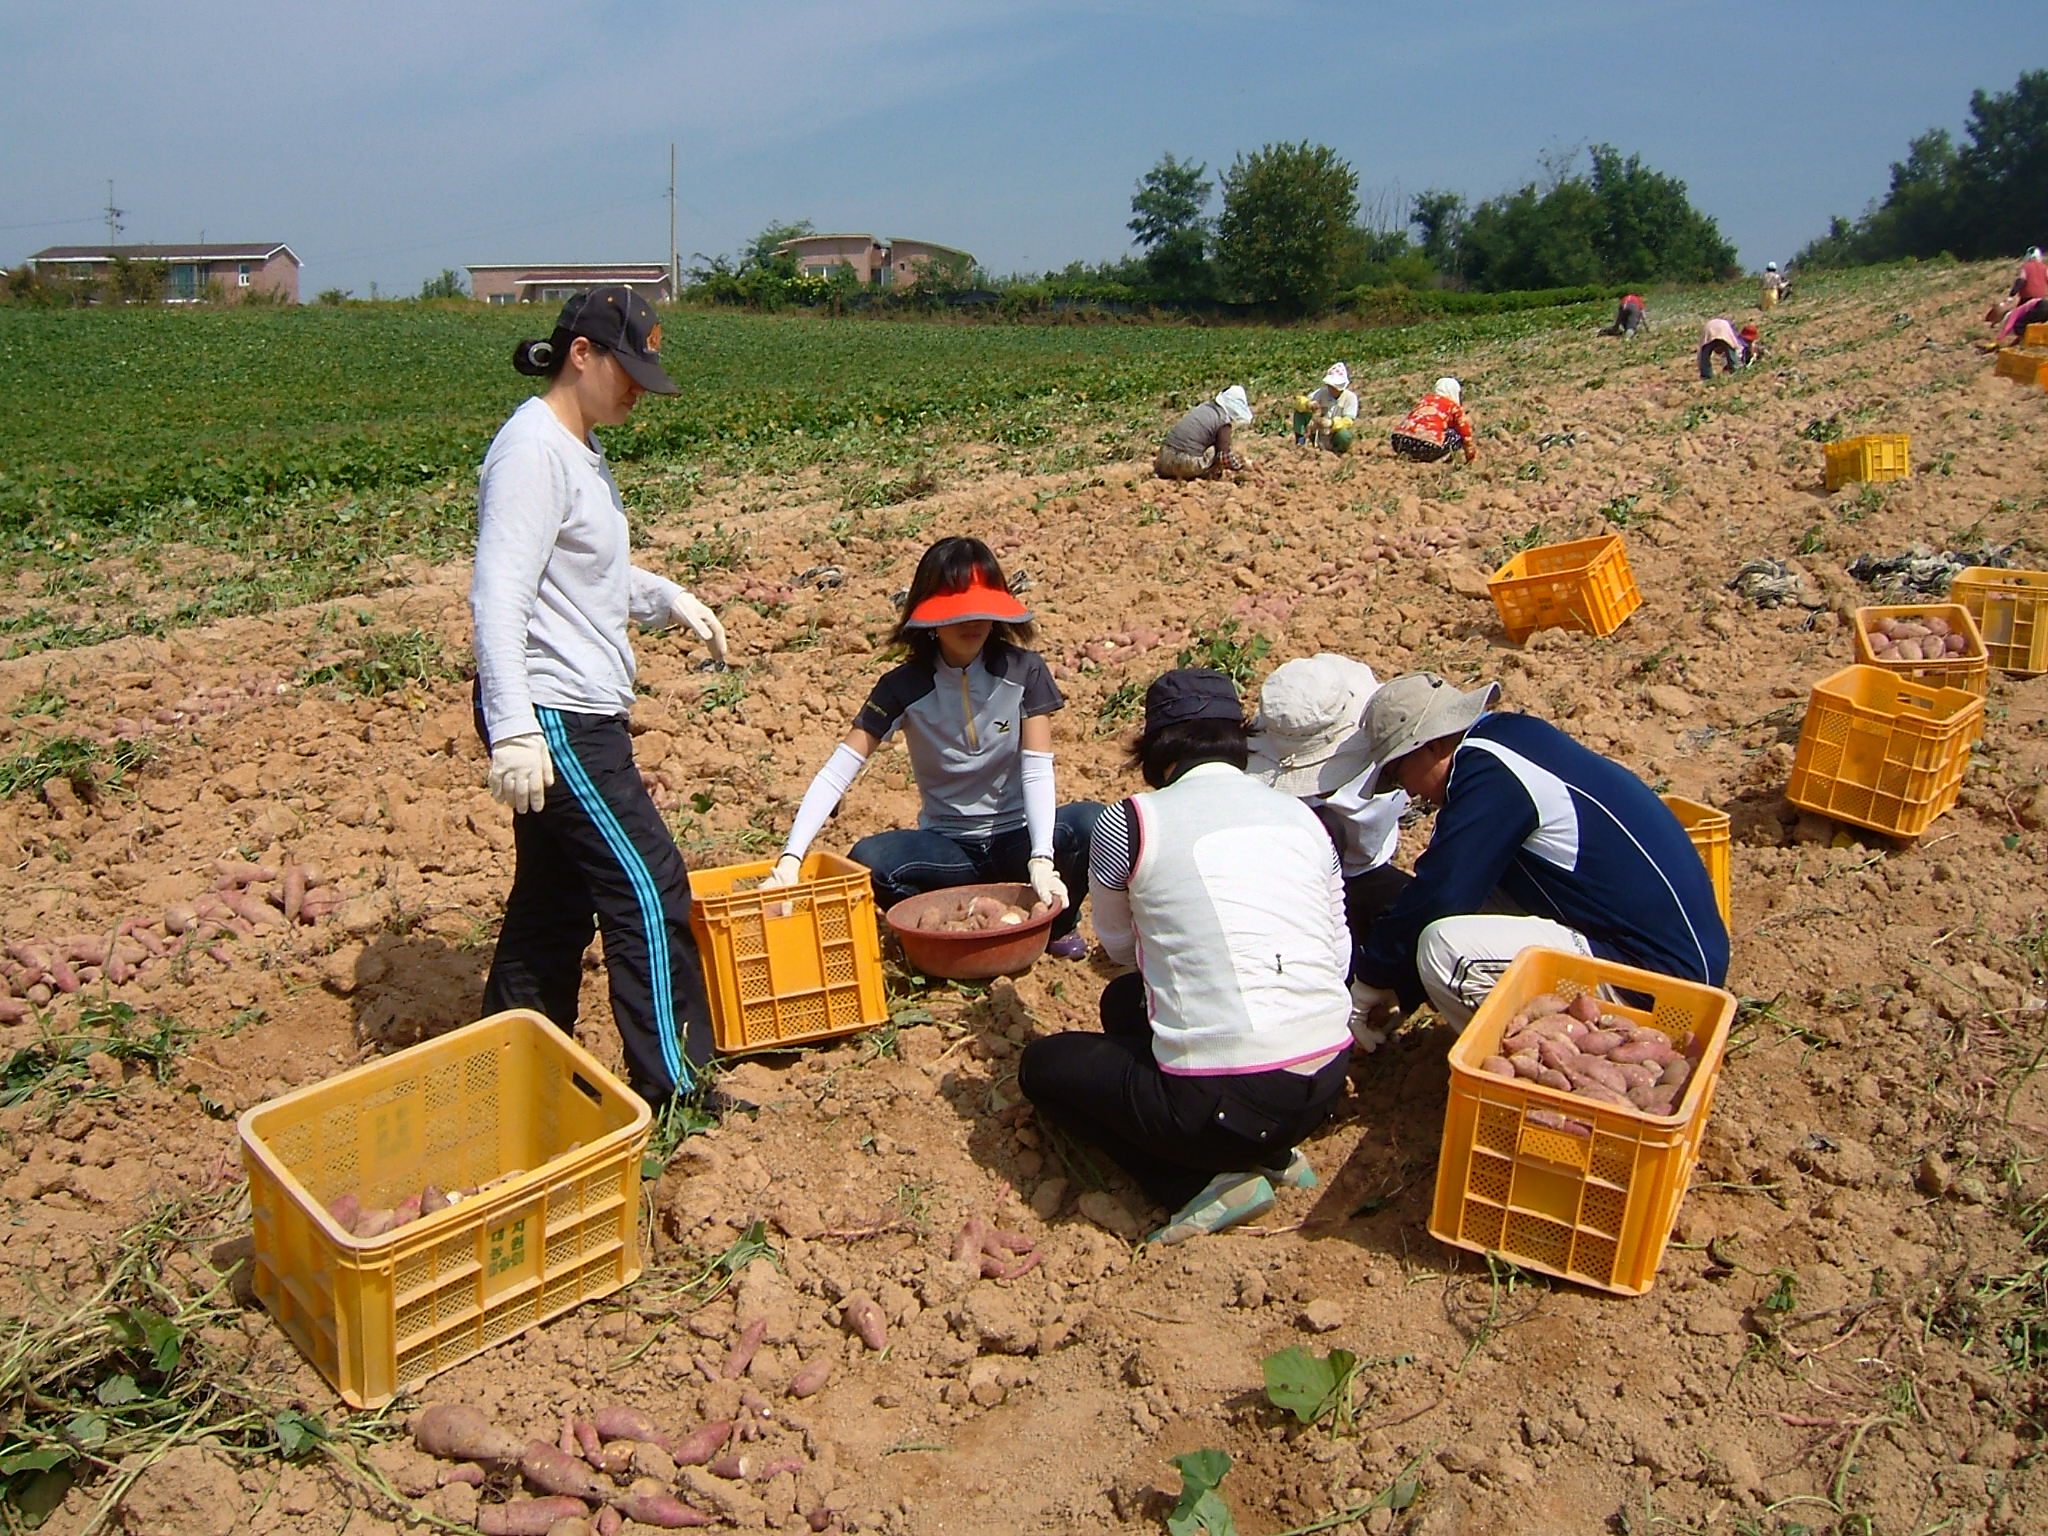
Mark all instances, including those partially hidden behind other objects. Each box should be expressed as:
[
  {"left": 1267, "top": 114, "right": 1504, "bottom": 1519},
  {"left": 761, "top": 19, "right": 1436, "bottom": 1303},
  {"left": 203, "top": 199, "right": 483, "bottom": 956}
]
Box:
[
  {"left": 1822, "top": 434, "right": 1911, "bottom": 491},
  {"left": 1850, "top": 602, "right": 1989, "bottom": 702},
  {"left": 1658, "top": 794, "right": 1730, "bottom": 928},
  {"left": 1949, "top": 566, "right": 2048, "bottom": 676},
  {"left": 1488, "top": 534, "right": 1641, "bottom": 643},
  {"left": 240, "top": 1010, "right": 651, "bottom": 1408},
  {"left": 2024, "top": 324, "right": 2048, "bottom": 348},
  {"left": 1431, "top": 948, "right": 1737, "bottom": 1296},
  {"left": 688, "top": 851, "right": 888, "bottom": 1052},
  {"left": 1785, "top": 666, "right": 1983, "bottom": 839},
  {"left": 1993, "top": 349, "right": 2048, "bottom": 386}
]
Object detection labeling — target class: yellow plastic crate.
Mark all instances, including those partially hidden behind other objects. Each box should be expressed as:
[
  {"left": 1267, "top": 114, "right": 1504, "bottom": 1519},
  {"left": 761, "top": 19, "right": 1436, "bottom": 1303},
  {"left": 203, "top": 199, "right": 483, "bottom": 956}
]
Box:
[
  {"left": 1488, "top": 534, "right": 1641, "bottom": 644},
  {"left": 1822, "top": 434, "right": 1911, "bottom": 491},
  {"left": 688, "top": 851, "right": 887, "bottom": 1053},
  {"left": 1851, "top": 602, "right": 1989, "bottom": 704},
  {"left": 1431, "top": 948, "right": 1737, "bottom": 1296},
  {"left": 1993, "top": 349, "right": 2048, "bottom": 386},
  {"left": 1659, "top": 795, "right": 1730, "bottom": 929},
  {"left": 1949, "top": 565, "right": 2048, "bottom": 677},
  {"left": 1785, "top": 665, "right": 1983, "bottom": 840},
  {"left": 2024, "top": 324, "right": 2048, "bottom": 348},
  {"left": 240, "top": 1010, "right": 650, "bottom": 1408}
]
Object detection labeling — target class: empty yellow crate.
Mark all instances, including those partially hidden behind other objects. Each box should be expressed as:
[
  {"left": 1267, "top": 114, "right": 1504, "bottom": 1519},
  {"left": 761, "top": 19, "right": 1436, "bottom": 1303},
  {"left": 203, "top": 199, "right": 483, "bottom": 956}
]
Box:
[
  {"left": 1851, "top": 602, "right": 1989, "bottom": 704},
  {"left": 1659, "top": 795, "right": 1730, "bottom": 928},
  {"left": 1822, "top": 434, "right": 1910, "bottom": 491},
  {"left": 689, "top": 851, "right": 888, "bottom": 1053},
  {"left": 240, "top": 1010, "right": 651, "bottom": 1408},
  {"left": 1488, "top": 534, "right": 1641, "bottom": 643},
  {"left": 1432, "top": 948, "right": 1737, "bottom": 1296},
  {"left": 1993, "top": 349, "right": 2048, "bottom": 386},
  {"left": 1785, "top": 665, "right": 1983, "bottom": 840},
  {"left": 1948, "top": 565, "right": 2048, "bottom": 676},
  {"left": 2025, "top": 324, "right": 2048, "bottom": 347}
]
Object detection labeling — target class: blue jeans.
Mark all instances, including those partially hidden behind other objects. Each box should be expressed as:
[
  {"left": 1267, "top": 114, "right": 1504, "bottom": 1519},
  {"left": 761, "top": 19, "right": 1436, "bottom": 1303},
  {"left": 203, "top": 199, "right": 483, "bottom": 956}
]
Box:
[{"left": 851, "top": 802, "right": 1104, "bottom": 939}]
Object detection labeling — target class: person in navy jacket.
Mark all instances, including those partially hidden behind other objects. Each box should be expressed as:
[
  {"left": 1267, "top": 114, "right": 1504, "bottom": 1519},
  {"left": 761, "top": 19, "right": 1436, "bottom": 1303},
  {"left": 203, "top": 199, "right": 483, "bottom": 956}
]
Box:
[{"left": 1345, "top": 673, "right": 1728, "bottom": 1032}]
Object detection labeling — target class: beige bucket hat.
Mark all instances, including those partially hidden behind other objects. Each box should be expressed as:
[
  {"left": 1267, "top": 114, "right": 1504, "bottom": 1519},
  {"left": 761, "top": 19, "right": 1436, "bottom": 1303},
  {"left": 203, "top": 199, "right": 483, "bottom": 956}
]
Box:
[
  {"left": 1248, "top": 654, "right": 1383, "bottom": 797},
  {"left": 1357, "top": 672, "right": 1501, "bottom": 791}
]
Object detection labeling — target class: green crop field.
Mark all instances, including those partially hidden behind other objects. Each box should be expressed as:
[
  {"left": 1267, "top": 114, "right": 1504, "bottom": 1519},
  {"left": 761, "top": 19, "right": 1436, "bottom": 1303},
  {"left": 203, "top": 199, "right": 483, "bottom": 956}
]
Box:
[{"left": 0, "top": 291, "right": 1717, "bottom": 655}]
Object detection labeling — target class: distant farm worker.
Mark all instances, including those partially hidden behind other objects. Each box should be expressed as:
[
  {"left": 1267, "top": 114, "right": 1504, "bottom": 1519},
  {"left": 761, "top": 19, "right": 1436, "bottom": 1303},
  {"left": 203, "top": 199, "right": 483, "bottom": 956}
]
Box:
[
  {"left": 1344, "top": 674, "right": 1728, "bottom": 1035},
  {"left": 1991, "top": 247, "right": 2048, "bottom": 347},
  {"left": 1155, "top": 384, "right": 1254, "bottom": 480},
  {"left": 1739, "top": 323, "right": 1762, "bottom": 366},
  {"left": 1307, "top": 363, "right": 1358, "bottom": 450},
  {"left": 1698, "top": 317, "right": 1750, "bottom": 378},
  {"left": 1017, "top": 669, "right": 1352, "bottom": 1244},
  {"left": 470, "top": 286, "right": 735, "bottom": 1114},
  {"left": 1390, "top": 377, "right": 1477, "bottom": 465},
  {"left": 1608, "top": 293, "right": 1646, "bottom": 338},
  {"left": 1246, "top": 654, "right": 1410, "bottom": 993},
  {"left": 765, "top": 536, "right": 1102, "bottom": 958},
  {"left": 1759, "top": 261, "right": 1790, "bottom": 309}
]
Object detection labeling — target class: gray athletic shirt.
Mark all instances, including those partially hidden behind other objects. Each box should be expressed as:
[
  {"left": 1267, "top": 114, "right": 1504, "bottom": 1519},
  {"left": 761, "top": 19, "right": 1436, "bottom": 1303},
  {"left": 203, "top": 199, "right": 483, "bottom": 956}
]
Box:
[
  {"left": 470, "top": 396, "right": 684, "bottom": 743},
  {"left": 1162, "top": 400, "right": 1230, "bottom": 456},
  {"left": 851, "top": 645, "right": 1063, "bottom": 838}
]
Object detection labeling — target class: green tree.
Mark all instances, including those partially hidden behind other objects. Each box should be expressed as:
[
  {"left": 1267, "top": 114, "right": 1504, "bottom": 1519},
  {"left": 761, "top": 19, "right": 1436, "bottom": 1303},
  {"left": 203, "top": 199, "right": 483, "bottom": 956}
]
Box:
[
  {"left": 1409, "top": 189, "right": 1469, "bottom": 279},
  {"left": 1587, "top": 144, "right": 1736, "bottom": 281},
  {"left": 1129, "top": 152, "right": 1213, "bottom": 304},
  {"left": 745, "top": 220, "right": 815, "bottom": 272},
  {"left": 416, "top": 268, "right": 467, "bottom": 300},
  {"left": 1214, "top": 141, "right": 1359, "bottom": 316}
]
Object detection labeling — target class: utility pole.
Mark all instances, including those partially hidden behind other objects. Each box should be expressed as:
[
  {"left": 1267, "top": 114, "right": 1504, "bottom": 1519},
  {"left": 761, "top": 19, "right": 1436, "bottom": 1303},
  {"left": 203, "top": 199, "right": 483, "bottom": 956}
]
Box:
[
  {"left": 104, "top": 180, "right": 124, "bottom": 245},
  {"left": 668, "top": 143, "right": 678, "bottom": 300}
]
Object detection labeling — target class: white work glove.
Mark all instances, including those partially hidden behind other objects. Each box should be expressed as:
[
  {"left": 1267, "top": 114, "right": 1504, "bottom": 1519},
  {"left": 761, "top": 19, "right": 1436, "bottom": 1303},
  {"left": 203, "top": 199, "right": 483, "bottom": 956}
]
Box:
[
  {"left": 1347, "top": 980, "right": 1400, "bottom": 1054},
  {"left": 487, "top": 733, "right": 554, "bottom": 815},
  {"left": 761, "top": 853, "right": 803, "bottom": 890},
  {"left": 1026, "top": 856, "right": 1068, "bottom": 912},
  {"left": 669, "top": 590, "right": 729, "bottom": 667}
]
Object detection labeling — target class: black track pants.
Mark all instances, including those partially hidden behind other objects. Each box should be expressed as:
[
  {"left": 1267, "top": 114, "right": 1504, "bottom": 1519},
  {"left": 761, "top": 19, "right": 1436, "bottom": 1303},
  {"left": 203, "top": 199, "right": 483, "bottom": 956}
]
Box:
[{"left": 481, "top": 707, "right": 714, "bottom": 1101}]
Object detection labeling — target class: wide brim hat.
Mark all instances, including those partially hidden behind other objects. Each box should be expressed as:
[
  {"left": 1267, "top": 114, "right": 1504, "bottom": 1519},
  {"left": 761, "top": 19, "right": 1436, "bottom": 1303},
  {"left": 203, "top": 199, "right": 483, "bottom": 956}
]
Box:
[
  {"left": 1248, "top": 654, "right": 1382, "bottom": 797},
  {"left": 903, "top": 573, "right": 1033, "bottom": 628},
  {"left": 556, "top": 284, "right": 678, "bottom": 394},
  {"left": 1357, "top": 672, "right": 1500, "bottom": 793}
]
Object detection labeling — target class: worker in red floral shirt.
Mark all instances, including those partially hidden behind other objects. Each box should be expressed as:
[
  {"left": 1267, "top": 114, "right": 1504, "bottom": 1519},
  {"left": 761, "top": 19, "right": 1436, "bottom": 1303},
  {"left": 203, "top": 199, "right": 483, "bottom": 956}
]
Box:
[{"left": 1390, "top": 377, "right": 1477, "bottom": 465}]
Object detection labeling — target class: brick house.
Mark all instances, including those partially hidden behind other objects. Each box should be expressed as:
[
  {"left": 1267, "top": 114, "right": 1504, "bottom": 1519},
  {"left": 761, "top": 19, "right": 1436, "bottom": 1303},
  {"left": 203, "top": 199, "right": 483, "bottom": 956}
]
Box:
[
  {"left": 29, "top": 243, "right": 300, "bottom": 303},
  {"left": 466, "top": 263, "right": 674, "bottom": 305},
  {"left": 776, "top": 234, "right": 974, "bottom": 287}
]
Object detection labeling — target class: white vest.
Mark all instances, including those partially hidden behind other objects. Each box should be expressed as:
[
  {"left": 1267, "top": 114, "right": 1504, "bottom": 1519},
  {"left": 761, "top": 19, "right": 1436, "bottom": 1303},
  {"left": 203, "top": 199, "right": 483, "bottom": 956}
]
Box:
[{"left": 1127, "top": 763, "right": 1353, "bottom": 1074}]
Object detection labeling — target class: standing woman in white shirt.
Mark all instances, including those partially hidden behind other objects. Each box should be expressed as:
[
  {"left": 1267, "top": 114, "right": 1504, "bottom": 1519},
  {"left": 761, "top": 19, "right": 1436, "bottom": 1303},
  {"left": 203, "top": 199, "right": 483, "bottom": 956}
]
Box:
[{"left": 470, "top": 287, "right": 734, "bottom": 1112}]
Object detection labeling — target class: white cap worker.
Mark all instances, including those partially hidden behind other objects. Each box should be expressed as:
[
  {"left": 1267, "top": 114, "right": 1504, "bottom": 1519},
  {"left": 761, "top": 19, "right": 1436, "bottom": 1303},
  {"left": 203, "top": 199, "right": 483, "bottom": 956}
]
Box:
[
  {"left": 1246, "top": 654, "right": 1410, "bottom": 988},
  {"left": 1306, "top": 364, "right": 1357, "bottom": 448},
  {"left": 1345, "top": 674, "right": 1728, "bottom": 1036},
  {"left": 1760, "top": 260, "right": 1790, "bottom": 309},
  {"left": 1155, "top": 384, "right": 1254, "bottom": 480}
]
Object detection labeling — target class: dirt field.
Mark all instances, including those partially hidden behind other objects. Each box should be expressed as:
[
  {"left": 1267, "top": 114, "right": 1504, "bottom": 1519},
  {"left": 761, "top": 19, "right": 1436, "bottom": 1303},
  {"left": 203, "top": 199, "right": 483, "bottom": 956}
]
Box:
[{"left": 2, "top": 262, "right": 2044, "bottom": 1536}]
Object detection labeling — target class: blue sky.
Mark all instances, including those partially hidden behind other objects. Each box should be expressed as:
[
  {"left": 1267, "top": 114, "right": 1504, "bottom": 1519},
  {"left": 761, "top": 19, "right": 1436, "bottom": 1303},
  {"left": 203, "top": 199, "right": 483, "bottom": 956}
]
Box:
[{"left": 2, "top": 2, "right": 2039, "bottom": 298}]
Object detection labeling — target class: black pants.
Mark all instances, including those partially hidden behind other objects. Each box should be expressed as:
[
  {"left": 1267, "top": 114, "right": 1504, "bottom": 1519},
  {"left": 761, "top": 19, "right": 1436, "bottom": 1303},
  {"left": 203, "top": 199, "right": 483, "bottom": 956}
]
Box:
[
  {"left": 1016, "top": 972, "right": 1349, "bottom": 1210},
  {"left": 480, "top": 707, "right": 715, "bottom": 1102},
  {"left": 1341, "top": 863, "right": 1414, "bottom": 979}
]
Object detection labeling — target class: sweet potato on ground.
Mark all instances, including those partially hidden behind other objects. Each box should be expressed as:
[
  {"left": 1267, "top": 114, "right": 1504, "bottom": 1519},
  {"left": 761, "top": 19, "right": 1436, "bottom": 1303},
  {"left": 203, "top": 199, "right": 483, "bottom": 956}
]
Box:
[
  {"left": 475, "top": 1497, "right": 590, "bottom": 1535},
  {"left": 520, "top": 1440, "right": 613, "bottom": 1502},
  {"left": 412, "top": 1403, "right": 524, "bottom": 1465}
]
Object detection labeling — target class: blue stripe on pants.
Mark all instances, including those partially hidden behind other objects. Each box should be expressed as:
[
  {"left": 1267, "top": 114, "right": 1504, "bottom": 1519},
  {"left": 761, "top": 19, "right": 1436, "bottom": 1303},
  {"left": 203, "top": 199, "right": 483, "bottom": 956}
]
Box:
[{"left": 536, "top": 708, "right": 690, "bottom": 1091}]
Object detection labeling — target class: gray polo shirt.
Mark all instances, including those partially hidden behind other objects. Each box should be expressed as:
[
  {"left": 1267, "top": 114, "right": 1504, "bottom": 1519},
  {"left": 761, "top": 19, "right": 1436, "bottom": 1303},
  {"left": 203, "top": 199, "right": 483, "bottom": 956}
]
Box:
[{"left": 1163, "top": 400, "right": 1230, "bottom": 456}]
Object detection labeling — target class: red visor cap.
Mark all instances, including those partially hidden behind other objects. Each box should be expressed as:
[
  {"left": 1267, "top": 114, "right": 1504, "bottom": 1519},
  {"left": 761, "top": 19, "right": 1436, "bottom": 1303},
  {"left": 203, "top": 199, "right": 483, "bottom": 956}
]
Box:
[{"left": 904, "top": 574, "right": 1034, "bottom": 628}]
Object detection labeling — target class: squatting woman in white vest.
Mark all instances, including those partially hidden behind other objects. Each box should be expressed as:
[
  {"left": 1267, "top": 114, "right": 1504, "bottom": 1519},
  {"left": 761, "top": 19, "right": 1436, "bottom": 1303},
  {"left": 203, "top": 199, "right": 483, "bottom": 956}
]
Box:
[{"left": 1016, "top": 668, "right": 1355, "bottom": 1244}]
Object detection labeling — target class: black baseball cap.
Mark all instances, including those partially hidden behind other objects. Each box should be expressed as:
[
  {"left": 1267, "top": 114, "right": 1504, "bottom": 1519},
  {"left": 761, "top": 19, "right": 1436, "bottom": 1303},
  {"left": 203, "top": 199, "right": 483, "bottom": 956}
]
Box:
[
  {"left": 1143, "top": 668, "right": 1244, "bottom": 731},
  {"left": 555, "top": 285, "right": 677, "bottom": 394}
]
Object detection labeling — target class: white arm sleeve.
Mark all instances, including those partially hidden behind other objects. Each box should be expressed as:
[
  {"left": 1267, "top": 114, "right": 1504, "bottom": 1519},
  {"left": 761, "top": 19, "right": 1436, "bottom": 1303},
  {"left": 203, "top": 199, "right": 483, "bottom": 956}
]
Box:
[
  {"left": 470, "top": 439, "right": 565, "bottom": 744},
  {"left": 1020, "top": 749, "right": 1056, "bottom": 861},
  {"left": 628, "top": 565, "right": 685, "bottom": 626},
  {"left": 781, "top": 743, "right": 867, "bottom": 862}
]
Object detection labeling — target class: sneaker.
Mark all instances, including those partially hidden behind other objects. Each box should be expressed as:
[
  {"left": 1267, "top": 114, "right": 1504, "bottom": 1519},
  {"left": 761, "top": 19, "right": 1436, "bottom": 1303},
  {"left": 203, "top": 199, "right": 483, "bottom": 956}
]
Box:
[
  {"left": 1147, "top": 1172, "right": 1276, "bottom": 1245},
  {"left": 1045, "top": 933, "right": 1089, "bottom": 960},
  {"left": 1272, "top": 1149, "right": 1318, "bottom": 1190}
]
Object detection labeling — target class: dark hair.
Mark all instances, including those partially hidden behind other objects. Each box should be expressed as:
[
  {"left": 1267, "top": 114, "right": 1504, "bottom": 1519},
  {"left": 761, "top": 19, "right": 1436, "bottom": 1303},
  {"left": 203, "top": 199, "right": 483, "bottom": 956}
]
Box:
[
  {"left": 512, "top": 327, "right": 576, "bottom": 380},
  {"left": 1129, "top": 716, "right": 1250, "bottom": 789},
  {"left": 888, "top": 536, "right": 1036, "bottom": 664}
]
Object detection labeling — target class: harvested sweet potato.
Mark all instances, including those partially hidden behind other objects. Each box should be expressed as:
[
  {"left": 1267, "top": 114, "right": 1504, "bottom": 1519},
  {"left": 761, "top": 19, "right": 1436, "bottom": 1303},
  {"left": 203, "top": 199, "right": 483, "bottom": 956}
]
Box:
[
  {"left": 841, "top": 1292, "right": 888, "bottom": 1350},
  {"left": 327, "top": 1192, "right": 362, "bottom": 1232},
  {"left": 610, "top": 1490, "right": 712, "bottom": 1527},
  {"left": 412, "top": 1403, "right": 524, "bottom": 1465},
  {"left": 666, "top": 1420, "right": 732, "bottom": 1468},
  {"left": 476, "top": 1498, "right": 590, "bottom": 1535},
  {"left": 787, "top": 1356, "right": 833, "bottom": 1399},
  {"left": 520, "top": 1440, "right": 613, "bottom": 1502},
  {"left": 590, "top": 1406, "right": 668, "bottom": 1445},
  {"left": 722, "top": 1317, "right": 768, "bottom": 1379}
]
